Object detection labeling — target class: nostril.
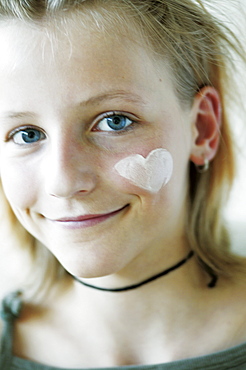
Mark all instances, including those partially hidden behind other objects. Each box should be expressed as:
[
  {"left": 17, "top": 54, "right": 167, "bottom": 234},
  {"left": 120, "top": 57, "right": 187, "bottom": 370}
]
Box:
[{"left": 46, "top": 172, "right": 98, "bottom": 199}]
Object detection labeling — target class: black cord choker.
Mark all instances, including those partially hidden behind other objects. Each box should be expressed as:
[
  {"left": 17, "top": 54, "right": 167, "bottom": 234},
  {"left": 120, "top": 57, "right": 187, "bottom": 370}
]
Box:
[{"left": 71, "top": 250, "right": 216, "bottom": 293}]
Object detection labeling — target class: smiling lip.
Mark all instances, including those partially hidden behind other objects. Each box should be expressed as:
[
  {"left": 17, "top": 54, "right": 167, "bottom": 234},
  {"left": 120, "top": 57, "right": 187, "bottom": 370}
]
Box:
[{"left": 49, "top": 205, "right": 129, "bottom": 229}]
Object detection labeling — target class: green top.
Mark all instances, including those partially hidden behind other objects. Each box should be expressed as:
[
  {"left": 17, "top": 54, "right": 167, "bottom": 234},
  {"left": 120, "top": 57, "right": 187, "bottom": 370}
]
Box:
[{"left": 1, "top": 291, "right": 246, "bottom": 370}]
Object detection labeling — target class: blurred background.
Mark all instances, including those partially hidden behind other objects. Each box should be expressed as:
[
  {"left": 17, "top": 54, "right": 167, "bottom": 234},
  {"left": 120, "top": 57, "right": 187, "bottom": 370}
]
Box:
[{"left": 217, "top": 0, "right": 246, "bottom": 255}]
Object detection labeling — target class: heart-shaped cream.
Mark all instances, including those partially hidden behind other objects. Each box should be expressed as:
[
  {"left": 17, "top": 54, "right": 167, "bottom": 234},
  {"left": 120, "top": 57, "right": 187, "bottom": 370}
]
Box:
[{"left": 114, "top": 148, "right": 173, "bottom": 193}]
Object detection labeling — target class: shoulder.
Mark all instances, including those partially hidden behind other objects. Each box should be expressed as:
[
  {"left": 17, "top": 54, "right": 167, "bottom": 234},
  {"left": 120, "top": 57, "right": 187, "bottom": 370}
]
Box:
[
  {"left": 0, "top": 294, "right": 4, "bottom": 351},
  {"left": 210, "top": 270, "right": 246, "bottom": 345},
  {"left": 231, "top": 271, "right": 246, "bottom": 330},
  {"left": 0, "top": 290, "right": 23, "bottom": 326},
  {"left": 184, "top": 270, "right": 246, "bottom": 361},
  {"left": 0, "top": 316, "right": 2, "bottom": 344},
  {"left": 0, "top": 290, "right": 23, "bottom": 352}
]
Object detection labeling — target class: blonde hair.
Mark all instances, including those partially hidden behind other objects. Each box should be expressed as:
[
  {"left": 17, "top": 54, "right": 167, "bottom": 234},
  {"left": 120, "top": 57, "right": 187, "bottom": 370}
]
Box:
[{"left": 0, "top": 0, "right": 245, "bottom": 296}]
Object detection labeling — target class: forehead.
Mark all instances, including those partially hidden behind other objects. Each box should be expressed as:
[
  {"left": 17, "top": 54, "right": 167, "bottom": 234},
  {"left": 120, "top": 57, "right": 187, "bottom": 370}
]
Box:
[
  {"left": 0, "top": 11, "right": 179, "bottom": 119},
  {"left": 0, "top": 11, "right": 173, "bottom": 82},
  {"left": 0, "top": 8, "right": 145, "bottom": 65}
]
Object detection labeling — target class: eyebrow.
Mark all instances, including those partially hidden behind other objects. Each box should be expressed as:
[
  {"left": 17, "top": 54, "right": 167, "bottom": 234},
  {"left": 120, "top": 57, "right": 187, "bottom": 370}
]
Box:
[
  {"left": 2, "top": 111, "right": 37, "bottom": 120},
  {"left": 1, "top": 90, "right": 147, "bottom": 120},
  {"left": 79, "top": 90, "right": 147, "bottom": 107}
]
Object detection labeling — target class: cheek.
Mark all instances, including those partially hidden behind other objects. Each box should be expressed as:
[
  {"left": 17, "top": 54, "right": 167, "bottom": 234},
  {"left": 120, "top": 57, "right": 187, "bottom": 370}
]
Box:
[
  {"left": 114, "top": 148, "right": 173, "bottom": 193},
  {"left": 0, "top": 163, "right": 36, "bottom": 210}
]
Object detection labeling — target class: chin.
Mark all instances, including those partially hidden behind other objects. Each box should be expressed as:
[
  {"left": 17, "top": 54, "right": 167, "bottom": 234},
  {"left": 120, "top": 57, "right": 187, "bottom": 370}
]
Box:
[{"left": 58, "top": 255, "right": 123, "bottom": 280}]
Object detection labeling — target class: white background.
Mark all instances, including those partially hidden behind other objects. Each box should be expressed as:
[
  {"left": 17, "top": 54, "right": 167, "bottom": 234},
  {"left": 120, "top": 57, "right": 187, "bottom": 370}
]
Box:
[{"left": 217, "top": 0, "right": 246, "bottom": 255}]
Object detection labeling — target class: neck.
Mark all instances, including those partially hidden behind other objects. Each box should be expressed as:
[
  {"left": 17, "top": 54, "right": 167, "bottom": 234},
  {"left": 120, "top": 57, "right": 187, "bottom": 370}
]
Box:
[
  {"left": 59, "top": 253, "right": 213, "bottom": 363},
  {"left": 45, "top": 244, "right": 219, "bottom": 367},
  {"left": 71, "top": 250, "right": 197, "bottom": 292},
  {"left": 69, "top": 248, "right": 213, "bottom": 308},
  {"left": 49, "top": 252, "right": 217, "bottom": 367}
]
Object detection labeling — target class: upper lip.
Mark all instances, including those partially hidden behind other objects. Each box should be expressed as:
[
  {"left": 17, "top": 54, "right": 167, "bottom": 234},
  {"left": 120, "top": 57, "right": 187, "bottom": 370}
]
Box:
[{"left": 49, "top": 205, "right": 128, "bottom": 222}]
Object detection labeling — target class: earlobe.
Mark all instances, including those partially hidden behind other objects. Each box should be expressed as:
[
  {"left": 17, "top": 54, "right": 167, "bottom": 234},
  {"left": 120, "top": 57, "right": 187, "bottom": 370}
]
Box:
[{"left": 190, "top": 86, "right": 222, "bottom": 166}]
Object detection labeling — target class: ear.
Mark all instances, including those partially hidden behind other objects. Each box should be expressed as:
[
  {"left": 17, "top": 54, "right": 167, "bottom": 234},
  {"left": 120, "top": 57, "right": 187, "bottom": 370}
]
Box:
[{"left": 190, "top": 86, "right": 221, "bottom": 166}]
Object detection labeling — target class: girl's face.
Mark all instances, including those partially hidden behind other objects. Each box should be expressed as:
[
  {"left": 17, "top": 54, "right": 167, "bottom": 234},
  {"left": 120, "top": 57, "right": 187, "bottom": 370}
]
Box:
[{"left": 0, "top": 17, "right": 194, "bottom": 278}]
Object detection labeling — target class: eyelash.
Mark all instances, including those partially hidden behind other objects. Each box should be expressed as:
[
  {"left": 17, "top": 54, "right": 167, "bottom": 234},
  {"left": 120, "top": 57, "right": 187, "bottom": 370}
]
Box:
[
  {"left": 92, "top": 112, "right": 137, "bottom": 134},
  {"left": 6, "top": 125, "right": 46, "bottom": 145},
  {"left": 5, "top": 112, "right": 138, "bottom": 145}
]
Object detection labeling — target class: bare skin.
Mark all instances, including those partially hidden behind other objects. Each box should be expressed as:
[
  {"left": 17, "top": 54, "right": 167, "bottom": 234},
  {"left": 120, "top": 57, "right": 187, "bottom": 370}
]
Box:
[
  {"left": 0, "top": 14, "right": 245, "bottom": 369},
  {"left": 11, "top": 263, "right": 246, "bottom": 368}
]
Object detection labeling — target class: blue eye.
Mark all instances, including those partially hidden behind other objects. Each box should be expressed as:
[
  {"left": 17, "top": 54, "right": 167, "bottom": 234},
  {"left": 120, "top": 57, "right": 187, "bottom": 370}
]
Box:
[
  {"left": 12, "top": 128, "right": 45, "bottom": 145},
  {"left": 96, "top": 114, "right": 133, "bottom": 132}
]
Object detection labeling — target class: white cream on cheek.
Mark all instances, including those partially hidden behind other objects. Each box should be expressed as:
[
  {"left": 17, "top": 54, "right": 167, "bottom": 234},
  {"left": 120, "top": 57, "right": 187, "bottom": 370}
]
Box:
[{"left": 114, "top": 148, "right": 173, "bottom": 193}]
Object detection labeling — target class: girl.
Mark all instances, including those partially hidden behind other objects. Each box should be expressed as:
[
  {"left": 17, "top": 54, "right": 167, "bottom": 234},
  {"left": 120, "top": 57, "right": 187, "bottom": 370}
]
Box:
[{"left": 0, "top": 0, "right": 246, "bottom": 369}]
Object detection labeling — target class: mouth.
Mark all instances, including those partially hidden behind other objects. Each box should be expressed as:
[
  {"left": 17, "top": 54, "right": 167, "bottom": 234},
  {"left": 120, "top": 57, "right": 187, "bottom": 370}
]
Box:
[{"left": 48, "top": 204, "right": 129, "bottom": 229}]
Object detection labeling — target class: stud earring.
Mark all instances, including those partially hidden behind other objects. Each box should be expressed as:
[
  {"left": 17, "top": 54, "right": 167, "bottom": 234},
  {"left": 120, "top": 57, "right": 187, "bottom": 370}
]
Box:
[{"left": 195, "top": 159, "right": 209, "bottom": 173}]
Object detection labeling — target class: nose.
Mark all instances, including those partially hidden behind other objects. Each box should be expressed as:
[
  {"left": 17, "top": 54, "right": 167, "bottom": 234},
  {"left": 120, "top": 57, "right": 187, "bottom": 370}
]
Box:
[{"left": 44, "top": 139, "right": 98, "bottom": 199}]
